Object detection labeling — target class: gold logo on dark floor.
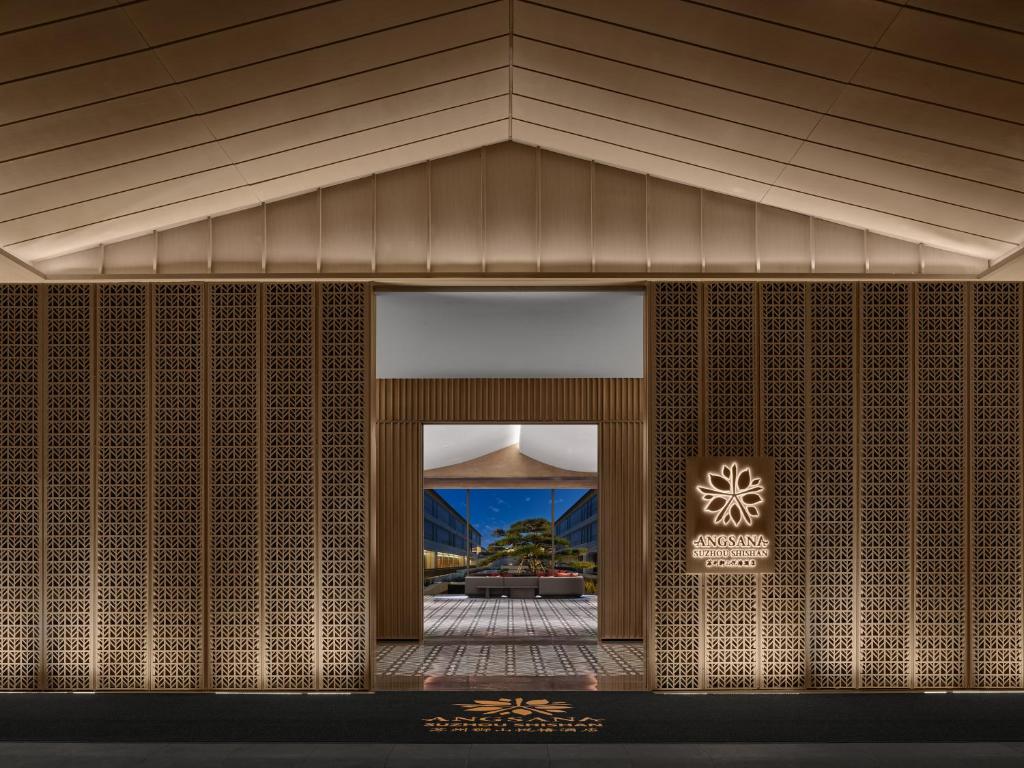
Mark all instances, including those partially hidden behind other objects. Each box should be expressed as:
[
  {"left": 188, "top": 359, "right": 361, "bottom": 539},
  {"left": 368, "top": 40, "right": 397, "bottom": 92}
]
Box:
[{"left": 424, "top": 698, "right": 605, "bottom": 735}]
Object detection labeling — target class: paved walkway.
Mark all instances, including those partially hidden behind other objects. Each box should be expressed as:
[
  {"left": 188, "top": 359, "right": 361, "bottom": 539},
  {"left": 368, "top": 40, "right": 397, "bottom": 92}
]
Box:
[
  {"left": 423, "top": 596, "right": 597, "bottom": 639},
  {"left": 378, "top": 596, "right": 641, "bottom": 689}
]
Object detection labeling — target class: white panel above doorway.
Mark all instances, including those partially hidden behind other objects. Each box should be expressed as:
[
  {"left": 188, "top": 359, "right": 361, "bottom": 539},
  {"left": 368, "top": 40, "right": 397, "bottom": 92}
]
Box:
[{"left": 375, "top": 290, "right": 644, "bottom": 378}]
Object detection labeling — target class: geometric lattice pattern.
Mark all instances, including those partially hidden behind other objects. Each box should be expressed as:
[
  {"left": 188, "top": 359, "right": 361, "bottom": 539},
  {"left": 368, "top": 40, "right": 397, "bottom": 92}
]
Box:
[
  {"left": 806, "top": 283, "right": 857, "bottom": 689},
  {"left": 319, "top": 283, "right": 369, "bottom": 690},
  {"left": 652, "top": 283, "right": 701, "bottom": 689},
  {"left": 971, "top": 283, "right": 1023, "bottom": 689},
  {"left": 703, "top": 283, "right": 758, "bottom": 689},
  {"left": 915, "top": 283, "right": 968, "bottom": 689},
  {"left": 651, "top": 281, "right": 1024, "bottom": 691},
  {"left": 44, "top": 285, "right": 93, "bottom": 690},
  {"left": 96, "top": 285, "right": 149, "bottom": 690},
  {"left": 0, "top": 286, "right": 39, "bottom": 690},
  {"left": 208, "top": 284, "right": 262, "bottom": 690},
  {"left": 5, "top": 280, "right": 1024, "bottom": 692},
  {"left": 759, "top": 283, "right": 807, "bottom": 689},
  {"left": 859, "top": 284, "right": 911, "bottom": 688},
  {"left": 264, "top": 285, "right": 317, "bottom": 689},
  {"left": 2, "top": 282, "right": 372, "bottom": 692},
  {"left": 152, "top": 285, "right": 203, "bottom": 690}
]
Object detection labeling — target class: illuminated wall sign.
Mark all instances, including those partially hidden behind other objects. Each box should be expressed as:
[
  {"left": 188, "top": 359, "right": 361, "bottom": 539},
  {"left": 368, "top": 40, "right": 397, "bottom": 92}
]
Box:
[{"left": 686, "top": 456, "right": 775, "bottom": 574}]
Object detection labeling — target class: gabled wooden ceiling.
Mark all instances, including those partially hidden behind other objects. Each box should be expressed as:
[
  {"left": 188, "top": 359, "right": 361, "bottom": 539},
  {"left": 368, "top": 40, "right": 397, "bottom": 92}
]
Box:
[{"left": 1, "top": 0, "right": 1022, "bottom": 279}]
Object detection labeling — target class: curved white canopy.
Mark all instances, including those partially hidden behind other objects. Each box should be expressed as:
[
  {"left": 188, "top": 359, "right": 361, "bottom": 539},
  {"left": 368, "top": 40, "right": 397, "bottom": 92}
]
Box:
[{"left": 423, "top": 424, "right": 596, "bottom": 473}]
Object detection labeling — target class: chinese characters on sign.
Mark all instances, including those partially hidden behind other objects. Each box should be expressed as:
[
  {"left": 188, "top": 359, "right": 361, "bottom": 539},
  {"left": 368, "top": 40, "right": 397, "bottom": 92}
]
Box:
[
  {"left": 423, "top": 698, "right": 605, "bottom": 736},
  {"left": 686, "top": 456, "right": 775, "bottom": 574}
]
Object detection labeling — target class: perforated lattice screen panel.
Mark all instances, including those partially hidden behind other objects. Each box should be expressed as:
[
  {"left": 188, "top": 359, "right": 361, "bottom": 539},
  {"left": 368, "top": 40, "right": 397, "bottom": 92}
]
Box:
[
  {"left": 0, "top": 286, "right": 39, "bottom": 690},
  {"left": 44, "top": 285, "right": 92, "bottom": 690},
  {"left": 915, "top": 283, "right": 968, "bottom": 689},
  {"left": 971, "top": 284, "right": 1023, "bottom": 689},
  {"left": 652, "top": 282, "right": 1024, "bottom": 690},
  {"left": 152, "top": 285, "right": 203, "bottom": 690},
  {"left": 1, "top": 281, "right": 1022, "bottom": 691},
  {"left": 759, "top": 283, "right": 807, "bottom": 689}
]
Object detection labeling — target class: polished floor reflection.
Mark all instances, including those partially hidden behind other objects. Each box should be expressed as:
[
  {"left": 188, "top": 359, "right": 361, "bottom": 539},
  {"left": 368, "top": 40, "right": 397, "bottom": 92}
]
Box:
[{"left": 376, "top": 596, "right": 644, "bottom": 691}]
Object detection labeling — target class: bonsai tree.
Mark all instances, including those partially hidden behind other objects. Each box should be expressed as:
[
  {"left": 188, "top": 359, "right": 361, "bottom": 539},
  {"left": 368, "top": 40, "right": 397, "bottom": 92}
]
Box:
[{"left": 476, "top": 517, "right": 592, "bottom": 575}]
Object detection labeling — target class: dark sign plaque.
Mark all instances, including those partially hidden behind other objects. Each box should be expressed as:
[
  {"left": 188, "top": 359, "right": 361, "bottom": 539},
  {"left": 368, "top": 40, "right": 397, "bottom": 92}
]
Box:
[{"left": 686, "top": 456, "right": 775, "bottom": 574}]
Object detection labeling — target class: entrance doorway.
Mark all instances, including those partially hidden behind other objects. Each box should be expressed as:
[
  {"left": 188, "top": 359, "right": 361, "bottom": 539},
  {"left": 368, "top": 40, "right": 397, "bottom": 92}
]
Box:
[{"left": 373, "top": 424, "right": 644, "bottom": 690}]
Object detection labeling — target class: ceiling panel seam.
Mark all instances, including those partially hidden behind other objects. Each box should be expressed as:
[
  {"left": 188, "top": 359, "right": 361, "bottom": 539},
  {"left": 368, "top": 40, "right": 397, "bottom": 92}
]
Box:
[
  {"left": 512, "top": 120, "right": 1016, "bottom": 249},
  {"left": 511, "top": 92, "right": 1024, "bottom": 223},
  {"left": 755, "top": 3, "right": 903, "bottom": 207},
  {"left": 0, "top": 96, "right": 508, "bottom": 232},
  {"left": 0, "top": 0, "right": 501, "bottom": 88},
  {"left": 510, "top": 64, "right": 1024, "bottom": 197},
  {"left": 678, "top": 0, "right": 1024, "bottom": 86},
  {"left": 0, "top": 6, "right": 507, "bottom": 130},
  {"left": 1, "top": 72, "right": 509, "bottom": 195},
  {"left": 511, "top": 35, "right": 1024, "bottom": 164},
  {"left": 518, "top": 1, "right": 1024, "bottom": 128},
  {"left": 2, "top": 121, "right": 508, "bottom": 250}
]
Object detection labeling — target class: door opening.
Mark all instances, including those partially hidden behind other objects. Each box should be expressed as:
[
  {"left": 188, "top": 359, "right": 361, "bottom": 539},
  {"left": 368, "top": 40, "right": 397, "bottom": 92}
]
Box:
[{"left": 374, "top": 424, "right": 644, "bottom": 691}]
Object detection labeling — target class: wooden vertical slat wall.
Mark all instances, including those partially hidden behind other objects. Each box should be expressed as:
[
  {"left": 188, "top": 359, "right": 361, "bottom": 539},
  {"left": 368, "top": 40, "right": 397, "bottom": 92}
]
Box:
[
  {"left": 375, "top": 422, "right": 423, "bottom": 641},
  {"left": 598, "top": 422, "right": 644, "bottom": 639}
]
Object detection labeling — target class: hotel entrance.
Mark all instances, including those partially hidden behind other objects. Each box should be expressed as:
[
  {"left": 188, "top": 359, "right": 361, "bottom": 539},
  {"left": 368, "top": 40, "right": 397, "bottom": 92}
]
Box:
[
  {"left": 370, "top": 290, "right": 649, "bottom": 691},
  {"left": 374, "top": 424, "right": 643, "bottom": 690}
]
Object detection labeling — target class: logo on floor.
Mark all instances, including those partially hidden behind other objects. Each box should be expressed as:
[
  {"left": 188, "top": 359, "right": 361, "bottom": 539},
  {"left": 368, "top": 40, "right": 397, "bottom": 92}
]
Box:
[{"left": 423, "top": 698, "right": 605, "bottom": 735}]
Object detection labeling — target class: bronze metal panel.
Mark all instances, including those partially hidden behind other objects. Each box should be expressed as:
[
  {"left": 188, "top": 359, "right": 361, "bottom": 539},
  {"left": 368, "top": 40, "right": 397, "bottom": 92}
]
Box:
[
  {"left": 151, "top": 285, "right": 204, "bottom": 690},
  {"left": 263, "top": 284, "right": 317, "bottom": 688},
  {"left": 43, "top": 285, "right": 93, "bottom": 690},
  {"left": 760, "top": 283, "right": 807, "bottom": 688},
  {"left": 319, "top": 283, "right": 370, "bottom": 688},
  {"left": 375, "top": 164, "right": 429, "bottom": 273},
  {"left": 483, "top": 142, "right": 538, "bottom": 272},
  {"left": 702, "top": 283, "right": 758, "bottom": 688},
  {"left": 593, "top": 163, "right": 645, "bottom": 273},
  {"left": 429, "top": 150, "right": 484, "bottom": 273},
  {"left": 914, "top": 282, "right": 968, "bottom": 689},
  {"left": 970, "top": 283, "right": 1023, "bottom": 688},
  {"left": 651, "top": 283, "right": 702, "bottom": 689},
  {"left": 807, "top": 283, "right": 857, "bottom": 688},
  {"left": 208, "top": 284, "right": 261, "bottom": 689},
  {"left": 0, "top": 286, "right": 40, "bottom": 690},
  {"left": 96, "top": 285, "right": 148, "bottom": 690},
  {"left": 858, "top": 283, "right": 912, "bottom": 688},
  {"left": 539, "top": 150, "right": 591, "bottom": 272}
]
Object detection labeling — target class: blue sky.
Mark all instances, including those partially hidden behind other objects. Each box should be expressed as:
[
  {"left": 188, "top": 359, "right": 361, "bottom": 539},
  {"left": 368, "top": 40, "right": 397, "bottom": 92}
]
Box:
[{"left": 436, "top": 488, "right": 591, "bottom": 546}]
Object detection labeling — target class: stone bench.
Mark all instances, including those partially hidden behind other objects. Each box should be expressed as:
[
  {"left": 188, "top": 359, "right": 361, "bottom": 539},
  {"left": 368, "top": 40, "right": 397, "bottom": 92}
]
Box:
[{"left": 464, "top": 575, "right": 584, "bottom": 598}]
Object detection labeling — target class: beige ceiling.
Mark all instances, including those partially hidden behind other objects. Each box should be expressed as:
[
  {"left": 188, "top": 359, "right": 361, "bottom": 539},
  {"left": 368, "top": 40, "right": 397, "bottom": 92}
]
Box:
[{"left": 1, "top": 0, "right": 1022, "bottom": 279}]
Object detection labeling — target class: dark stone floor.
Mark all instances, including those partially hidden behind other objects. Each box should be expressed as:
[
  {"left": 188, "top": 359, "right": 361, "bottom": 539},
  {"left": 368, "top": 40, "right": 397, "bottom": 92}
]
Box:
[{"left": 2, "top": 741, "right": 1024, "bottom": 767}]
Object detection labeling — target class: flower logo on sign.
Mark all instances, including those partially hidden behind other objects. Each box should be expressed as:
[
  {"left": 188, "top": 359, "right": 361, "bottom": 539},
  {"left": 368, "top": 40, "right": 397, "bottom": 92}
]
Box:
[
  {"left": 456, "top": 698, "right": 572, "bottom": 717},
  {"left": 696, "top": 462, "right": 765, "bottom": 528}
]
